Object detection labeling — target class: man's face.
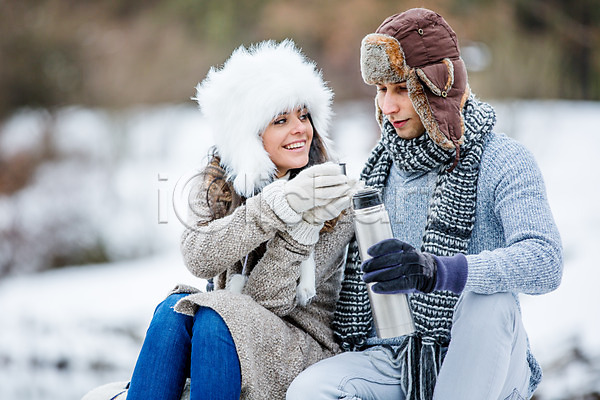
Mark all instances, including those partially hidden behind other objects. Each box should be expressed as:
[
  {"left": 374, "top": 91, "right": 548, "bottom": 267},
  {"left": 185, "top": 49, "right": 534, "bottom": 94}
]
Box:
[{"left": 376, "top": 82, "right": 425, "bottom": 140}]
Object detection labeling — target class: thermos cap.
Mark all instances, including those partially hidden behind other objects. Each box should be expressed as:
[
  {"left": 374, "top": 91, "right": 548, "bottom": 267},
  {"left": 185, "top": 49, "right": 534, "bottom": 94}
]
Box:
[{"left": 352, "top": 188, "right": 383, "bottom": 209}]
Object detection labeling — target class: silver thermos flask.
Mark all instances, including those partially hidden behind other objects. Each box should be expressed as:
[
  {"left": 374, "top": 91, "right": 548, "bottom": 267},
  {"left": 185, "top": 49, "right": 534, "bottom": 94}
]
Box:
[{"left": 352, "top": 188, "right": 416, "bottom": 338}]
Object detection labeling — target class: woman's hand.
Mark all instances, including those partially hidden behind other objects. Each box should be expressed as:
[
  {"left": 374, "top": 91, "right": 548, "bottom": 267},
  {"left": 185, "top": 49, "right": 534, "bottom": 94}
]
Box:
[
  {"left": 302, "top": 179, "right": 363, "bottom": 225},
  {"left": 284, "top": 162, "right": 351, "bottom": 213}
]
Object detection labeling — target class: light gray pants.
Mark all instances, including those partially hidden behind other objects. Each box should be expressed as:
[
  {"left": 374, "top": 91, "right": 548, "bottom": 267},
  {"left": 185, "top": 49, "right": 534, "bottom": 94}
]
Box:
[{"left": 287, "top": 292, "right": 531, "bottom": 400}]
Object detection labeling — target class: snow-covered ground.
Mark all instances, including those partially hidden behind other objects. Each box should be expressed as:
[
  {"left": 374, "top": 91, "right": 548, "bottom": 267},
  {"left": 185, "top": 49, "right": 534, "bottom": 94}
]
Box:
[{"left": 0, "top": 100, "right": 599, "bottom": 399}]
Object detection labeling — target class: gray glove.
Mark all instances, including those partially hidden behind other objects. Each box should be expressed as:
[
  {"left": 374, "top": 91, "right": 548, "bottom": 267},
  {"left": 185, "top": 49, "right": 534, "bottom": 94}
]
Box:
[{"left": 284, "top": 162, "right": 350, "bottom": 214}]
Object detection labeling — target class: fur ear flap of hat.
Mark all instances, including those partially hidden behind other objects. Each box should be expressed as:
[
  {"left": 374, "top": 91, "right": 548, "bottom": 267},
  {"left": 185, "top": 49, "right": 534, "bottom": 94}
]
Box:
[
  {"left": 360, "top": 8, "right": 470, "bottom": 150},
  {"left": 193, "top": 39, "right": 334, "bottom": 197}
]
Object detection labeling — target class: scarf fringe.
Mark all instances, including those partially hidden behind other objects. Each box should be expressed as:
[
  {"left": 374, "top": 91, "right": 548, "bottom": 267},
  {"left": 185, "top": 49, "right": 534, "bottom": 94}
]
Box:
[{"left": 392, "top": 336, "right": 444, "bottom": 400}]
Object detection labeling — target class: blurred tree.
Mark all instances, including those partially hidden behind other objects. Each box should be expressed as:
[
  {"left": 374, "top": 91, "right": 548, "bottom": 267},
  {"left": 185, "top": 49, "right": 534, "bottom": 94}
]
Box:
[
  {"left": 1, "top": 0, "right": 599, "bottom": 118},
  {"left": 0, "top": 1, "right": 85, "bottom": 116},
  {"left": 514, "top": 0, "right": 599, "bottom": 99},
  {"left": 1, "top": 33, "right": 84, "bottom": 111},
  {"left": 159, "top": 0, "right": 270, "bottom": 47}
]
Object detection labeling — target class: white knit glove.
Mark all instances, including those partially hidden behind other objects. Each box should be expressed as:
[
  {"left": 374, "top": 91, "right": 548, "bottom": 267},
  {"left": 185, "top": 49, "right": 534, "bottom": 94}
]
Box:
[
  {"left": 301, "top": 179, "right": 363, "bottom": 225},
  {"left": 302, "top": 195, "right": 351, "bottom": 225},
  {"left": 284, "top": 162, "right": 350, "bottom": 214}
]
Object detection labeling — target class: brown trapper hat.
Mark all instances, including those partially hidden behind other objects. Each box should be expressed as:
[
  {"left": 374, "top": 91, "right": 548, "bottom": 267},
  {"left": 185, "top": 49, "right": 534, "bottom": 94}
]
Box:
[{"left": 361, "top": 8, "right": 470, "bottom": 150}]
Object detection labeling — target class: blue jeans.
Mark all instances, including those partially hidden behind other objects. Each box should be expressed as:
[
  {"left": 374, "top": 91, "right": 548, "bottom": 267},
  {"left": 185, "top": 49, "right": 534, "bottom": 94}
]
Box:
[
  {"left": 127, "top": 293, "right": 241, "bottom": 400},
  {"left": 287, "top": 292, "right": 531, "bottom": 400}
]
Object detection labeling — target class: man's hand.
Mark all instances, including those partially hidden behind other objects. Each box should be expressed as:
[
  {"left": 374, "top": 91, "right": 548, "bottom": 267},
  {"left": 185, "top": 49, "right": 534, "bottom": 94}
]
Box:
[{"left": 361, "top": 238, "right": 468, "bottom": 294}]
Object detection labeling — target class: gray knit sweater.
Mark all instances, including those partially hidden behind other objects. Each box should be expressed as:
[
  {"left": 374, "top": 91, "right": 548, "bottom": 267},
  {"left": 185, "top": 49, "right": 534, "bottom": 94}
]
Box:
[{"left": 373, "top": 131, "right": 562, "bottom": 396}]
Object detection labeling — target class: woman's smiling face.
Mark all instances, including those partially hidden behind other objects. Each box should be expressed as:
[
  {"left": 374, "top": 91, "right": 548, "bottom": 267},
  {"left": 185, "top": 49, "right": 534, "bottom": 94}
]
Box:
[{"left": 261, "top": 106, "right": 313, "bottom": 178}]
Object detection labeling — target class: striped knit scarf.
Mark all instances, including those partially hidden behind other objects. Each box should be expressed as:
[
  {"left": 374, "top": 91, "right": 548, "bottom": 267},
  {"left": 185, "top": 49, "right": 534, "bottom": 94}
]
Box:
[{"left": 332, "top": 97, "right": 496, "bottom": 400}]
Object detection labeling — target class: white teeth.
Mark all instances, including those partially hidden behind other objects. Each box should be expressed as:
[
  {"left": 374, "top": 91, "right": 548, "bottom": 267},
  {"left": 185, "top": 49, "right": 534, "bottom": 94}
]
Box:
[{"left": 284, "top": 141, "right": 305, "bottom": 150}]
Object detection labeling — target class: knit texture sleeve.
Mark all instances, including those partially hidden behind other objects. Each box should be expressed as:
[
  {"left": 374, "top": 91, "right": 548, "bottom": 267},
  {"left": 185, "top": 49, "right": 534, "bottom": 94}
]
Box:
[
  {"left": 465, "top": 134, "right": 563, "bottom": 295},
  {"left": 243, "top": 208, "right": 355, "bottom": 316},
  {"left": 260, "top": 179, "right": 303, "bottom": 225},
  {"left": 180, "top": 181, "right": 289, "bottom": 280},
  {"left": 261, "top": 179, "right": 322, "bottom": 245},
  {"left": 243, "top": 232, "right": 310, "bottom": 316}
]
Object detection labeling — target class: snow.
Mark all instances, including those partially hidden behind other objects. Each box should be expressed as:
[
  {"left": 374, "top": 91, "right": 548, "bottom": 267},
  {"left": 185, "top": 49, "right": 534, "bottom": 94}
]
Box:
[
  {"left": 0, "top": 100, "right": 599, "bottom": 399},
  {"left": 0, "top": 252, "right": 196, "bottom": 400},
  {"left": 0, "top": 109, "right": 49, "bottom": 158}
]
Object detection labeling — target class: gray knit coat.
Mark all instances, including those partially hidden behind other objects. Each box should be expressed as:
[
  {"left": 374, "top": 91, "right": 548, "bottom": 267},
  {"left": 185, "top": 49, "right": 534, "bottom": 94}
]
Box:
[{"left": 172, "top": 178, "right": 355, "bottom": 400}]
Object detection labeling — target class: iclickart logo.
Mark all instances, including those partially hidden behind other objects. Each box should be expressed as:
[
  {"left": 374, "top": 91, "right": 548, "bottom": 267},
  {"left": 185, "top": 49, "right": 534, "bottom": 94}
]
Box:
[{"left": 157, "top": 170, "right": 265, "bottom": 231}]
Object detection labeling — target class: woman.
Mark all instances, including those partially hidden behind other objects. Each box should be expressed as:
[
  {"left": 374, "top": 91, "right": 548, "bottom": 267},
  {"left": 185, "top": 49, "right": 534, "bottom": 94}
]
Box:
[{"left": 83, "top": 40, "right": 356, "bottom": 400}]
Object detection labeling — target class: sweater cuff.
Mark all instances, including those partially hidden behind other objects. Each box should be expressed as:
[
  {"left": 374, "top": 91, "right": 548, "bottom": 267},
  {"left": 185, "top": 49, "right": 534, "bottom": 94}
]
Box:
[
  {"left": 286, "top": 220, "right": 322, "bottom": 246},
  {"left": 260, "top": 180, "right": 302, "bottom": 225},
  {"left": 433, "top": 254, "right": 468, "bottom": 294}
]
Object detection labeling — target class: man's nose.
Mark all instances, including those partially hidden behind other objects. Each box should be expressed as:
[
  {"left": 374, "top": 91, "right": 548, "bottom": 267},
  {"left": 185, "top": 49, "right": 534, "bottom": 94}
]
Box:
[{"left": 380, "top": 93, "right": 399, "bottom": 115}]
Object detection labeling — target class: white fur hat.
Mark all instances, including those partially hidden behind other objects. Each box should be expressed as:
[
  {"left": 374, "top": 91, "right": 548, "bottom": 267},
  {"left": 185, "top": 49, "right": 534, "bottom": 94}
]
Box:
[{"left": 193, "top": 39, "right": 334, "bottom": 197}]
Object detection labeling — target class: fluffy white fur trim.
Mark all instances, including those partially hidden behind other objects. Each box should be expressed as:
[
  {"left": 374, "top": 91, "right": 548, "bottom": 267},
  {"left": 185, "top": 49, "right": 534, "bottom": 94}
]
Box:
[
  {"left": 227, "top": 273, "right": 248, "bottom": 294},
  {"left": 193, "top": 40, "right": 334, "bottom": 197}
]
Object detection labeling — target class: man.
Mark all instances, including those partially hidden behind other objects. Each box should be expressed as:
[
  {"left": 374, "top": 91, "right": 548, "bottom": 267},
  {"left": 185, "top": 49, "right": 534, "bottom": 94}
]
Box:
[{"left": 287, "top": 8, "right": 562, "bottom": 400}]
